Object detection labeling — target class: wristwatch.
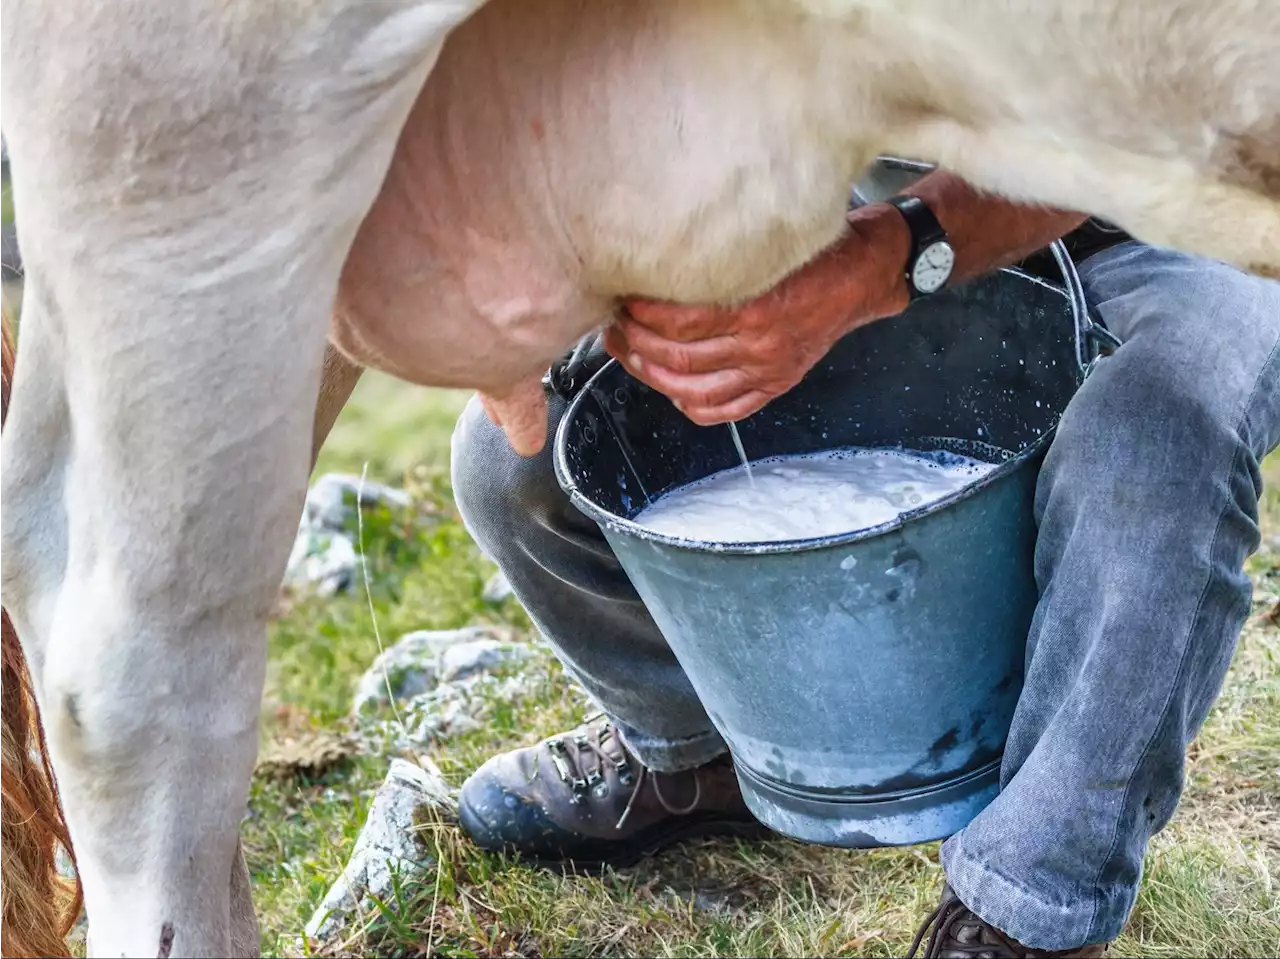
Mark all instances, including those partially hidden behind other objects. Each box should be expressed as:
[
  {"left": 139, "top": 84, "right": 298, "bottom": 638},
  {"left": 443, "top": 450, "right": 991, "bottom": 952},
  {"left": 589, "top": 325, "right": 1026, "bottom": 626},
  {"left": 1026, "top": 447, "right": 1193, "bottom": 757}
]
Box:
[{"left": 887, "top": 195, "right": 955, "bottom": 300}]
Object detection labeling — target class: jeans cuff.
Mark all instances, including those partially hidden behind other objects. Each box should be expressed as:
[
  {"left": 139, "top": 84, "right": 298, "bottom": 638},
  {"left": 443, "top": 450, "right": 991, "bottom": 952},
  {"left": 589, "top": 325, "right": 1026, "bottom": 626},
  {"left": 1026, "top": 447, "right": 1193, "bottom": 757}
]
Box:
[
  {"left": 940, "top": 834, "right": 1116, "bottom": 952},
  {"left": 612, "top": 718, "right": 728, "bottom": 773}
]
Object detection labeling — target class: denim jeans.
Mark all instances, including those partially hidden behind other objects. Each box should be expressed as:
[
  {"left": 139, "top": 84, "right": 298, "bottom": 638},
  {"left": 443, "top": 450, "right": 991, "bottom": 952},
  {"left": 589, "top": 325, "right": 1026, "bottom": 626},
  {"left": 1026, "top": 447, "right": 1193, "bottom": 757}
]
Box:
[{"left": 450, "top": 242, "right": 1280, "bottom": 949}]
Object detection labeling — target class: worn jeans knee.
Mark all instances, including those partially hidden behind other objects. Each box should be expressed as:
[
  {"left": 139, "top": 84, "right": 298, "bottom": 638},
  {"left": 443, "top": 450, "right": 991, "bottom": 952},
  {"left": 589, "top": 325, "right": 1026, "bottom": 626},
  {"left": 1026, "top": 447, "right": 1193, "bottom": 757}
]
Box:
[
  {"left": 942, "top": 243, "right": 1280, "bottom": 950},
  {"left": 451, "top": 394, "right": 726, "bottom": 770}
]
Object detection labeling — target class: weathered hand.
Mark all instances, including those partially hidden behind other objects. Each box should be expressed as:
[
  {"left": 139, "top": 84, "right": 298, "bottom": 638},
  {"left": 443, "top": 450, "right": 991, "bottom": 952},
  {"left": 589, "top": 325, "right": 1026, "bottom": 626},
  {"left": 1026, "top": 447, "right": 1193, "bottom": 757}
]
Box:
[
  {"left": 606, "top": 215, "right": 909, "bottom": 425},
  {"left": 607, "top": 290, "right": 847, "bottom": 426}
]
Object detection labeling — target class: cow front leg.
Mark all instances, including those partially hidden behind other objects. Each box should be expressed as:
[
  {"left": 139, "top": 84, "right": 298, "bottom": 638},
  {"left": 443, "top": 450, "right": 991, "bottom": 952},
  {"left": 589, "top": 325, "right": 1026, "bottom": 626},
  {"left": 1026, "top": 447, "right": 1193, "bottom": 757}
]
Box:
[
  {"left": 0, "top": 2, "right": 486, "bottom": 954},
  {"left": 2, "top": 247, "right": 328, "bottom": 957},
  {"left": 222, "top": 344, "right": 364, "bottom": 957}
]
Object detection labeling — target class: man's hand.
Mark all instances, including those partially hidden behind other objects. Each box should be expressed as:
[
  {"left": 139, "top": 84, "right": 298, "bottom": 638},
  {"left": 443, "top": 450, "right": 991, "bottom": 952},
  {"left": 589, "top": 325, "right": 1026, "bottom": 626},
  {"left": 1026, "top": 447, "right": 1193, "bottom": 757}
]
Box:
[
  {"left": 482, "top": 170, "right": 1087, "bottom": 451},
  {"left": 605, "top": 171, "right": 1086, "bottom": 427},
  {"left": 606, "top": 210, "right": 910, "bottom": 425}
]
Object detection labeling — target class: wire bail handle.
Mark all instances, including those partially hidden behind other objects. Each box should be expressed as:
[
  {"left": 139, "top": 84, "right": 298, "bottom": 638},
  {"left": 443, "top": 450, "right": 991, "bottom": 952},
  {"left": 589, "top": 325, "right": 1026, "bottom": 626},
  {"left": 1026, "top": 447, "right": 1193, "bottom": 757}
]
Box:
[{"left": 1048, "top": 238, "right": 1122, "bottom": 378}]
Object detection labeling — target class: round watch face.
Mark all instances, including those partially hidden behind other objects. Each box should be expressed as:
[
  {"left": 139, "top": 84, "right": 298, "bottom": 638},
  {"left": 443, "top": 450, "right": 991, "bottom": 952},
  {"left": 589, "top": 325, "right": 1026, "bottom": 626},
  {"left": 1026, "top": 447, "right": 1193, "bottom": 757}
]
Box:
[{"left": 911, "top": 240, "right": 955, "bottom": 293}]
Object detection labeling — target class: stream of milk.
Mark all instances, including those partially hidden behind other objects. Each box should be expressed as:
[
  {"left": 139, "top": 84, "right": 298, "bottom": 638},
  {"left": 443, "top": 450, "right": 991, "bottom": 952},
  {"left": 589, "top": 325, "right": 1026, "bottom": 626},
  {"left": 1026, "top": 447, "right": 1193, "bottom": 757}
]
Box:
[
  {"left": 727, "top": 422, "right": 755, "bottom": 487},
  {"left": 636, "top": 447, "right": 998, "bottom": 542}
]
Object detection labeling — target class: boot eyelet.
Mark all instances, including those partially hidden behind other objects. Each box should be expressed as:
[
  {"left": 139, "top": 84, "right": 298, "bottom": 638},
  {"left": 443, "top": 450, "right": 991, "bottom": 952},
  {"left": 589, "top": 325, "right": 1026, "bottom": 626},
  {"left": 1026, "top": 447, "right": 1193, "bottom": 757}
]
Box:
[{"left": 549, "top": 751, "right": 574, "bottom": 784}]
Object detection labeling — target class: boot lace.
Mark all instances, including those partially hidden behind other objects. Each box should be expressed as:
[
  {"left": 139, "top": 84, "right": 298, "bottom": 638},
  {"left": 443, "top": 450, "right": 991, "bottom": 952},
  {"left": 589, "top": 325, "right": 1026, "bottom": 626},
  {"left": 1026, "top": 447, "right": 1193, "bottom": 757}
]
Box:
[
  {"left": 907, "top": 889, "right": 1028, "bottom": 958},
  {"left": 541, "top": 717, "right": 703, "bottom": 830}
]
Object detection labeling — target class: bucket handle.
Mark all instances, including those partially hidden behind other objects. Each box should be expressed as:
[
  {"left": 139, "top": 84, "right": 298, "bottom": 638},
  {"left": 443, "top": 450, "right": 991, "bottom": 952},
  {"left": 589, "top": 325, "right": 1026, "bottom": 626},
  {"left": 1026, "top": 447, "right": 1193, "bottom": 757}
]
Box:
[
  {"left": 1048, "top": 238, "right": 1122, "bottom": 379},
  {"left": 874, "top": 155, "right": 1122, "bottom": 379}
]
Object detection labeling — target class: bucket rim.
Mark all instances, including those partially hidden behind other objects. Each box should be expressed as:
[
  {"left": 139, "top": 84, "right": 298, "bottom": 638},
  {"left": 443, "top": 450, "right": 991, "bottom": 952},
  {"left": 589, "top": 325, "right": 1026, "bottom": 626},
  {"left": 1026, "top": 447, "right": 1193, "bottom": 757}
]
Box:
[
  {"left": 555, "top": 407, "right": 1055, "bottom": 556},
  {"left": 553, "top": 268, "right": 1075, "bottom": 556}
]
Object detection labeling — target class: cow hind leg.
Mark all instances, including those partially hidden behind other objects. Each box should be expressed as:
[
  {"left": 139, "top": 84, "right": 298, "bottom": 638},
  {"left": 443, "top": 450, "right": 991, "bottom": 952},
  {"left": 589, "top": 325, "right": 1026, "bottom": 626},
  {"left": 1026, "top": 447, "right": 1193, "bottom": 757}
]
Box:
[
  {"left": 891, "top": 120, "right": 1280, "bottom": 279},
  {"left": 0, "top": 2, "right": 484, "bottom": 955}
]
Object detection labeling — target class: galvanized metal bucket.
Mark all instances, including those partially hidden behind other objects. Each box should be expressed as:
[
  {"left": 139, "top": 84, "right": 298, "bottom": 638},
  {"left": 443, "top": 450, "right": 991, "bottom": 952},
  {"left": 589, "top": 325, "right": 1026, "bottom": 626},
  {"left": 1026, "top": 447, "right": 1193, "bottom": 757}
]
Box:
[{"left": 553, "top": 244, "right": 1113, "bottom": 847}]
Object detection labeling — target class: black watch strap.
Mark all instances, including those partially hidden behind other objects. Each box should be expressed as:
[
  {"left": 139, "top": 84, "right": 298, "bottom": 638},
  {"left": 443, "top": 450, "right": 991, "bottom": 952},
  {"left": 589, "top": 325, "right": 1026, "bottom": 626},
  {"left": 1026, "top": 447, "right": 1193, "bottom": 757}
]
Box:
[{"left": 887, "top": 195, "right": 948, "bottom": 300}]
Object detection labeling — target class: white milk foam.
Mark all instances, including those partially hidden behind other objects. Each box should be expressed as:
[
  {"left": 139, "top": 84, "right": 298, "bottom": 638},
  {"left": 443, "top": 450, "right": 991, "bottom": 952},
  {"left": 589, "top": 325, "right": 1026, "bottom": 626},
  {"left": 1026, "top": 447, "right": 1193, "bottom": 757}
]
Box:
[{"left": 636, "top": 447, "right": 998, "bottom": 543}]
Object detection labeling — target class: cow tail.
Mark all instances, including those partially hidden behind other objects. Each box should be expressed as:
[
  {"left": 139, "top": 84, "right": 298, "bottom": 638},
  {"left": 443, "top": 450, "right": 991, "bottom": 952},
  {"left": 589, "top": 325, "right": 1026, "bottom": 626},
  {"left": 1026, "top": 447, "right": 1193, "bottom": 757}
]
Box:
[{"left": 1, "top": 307, "right": 82, "bottom": 958}]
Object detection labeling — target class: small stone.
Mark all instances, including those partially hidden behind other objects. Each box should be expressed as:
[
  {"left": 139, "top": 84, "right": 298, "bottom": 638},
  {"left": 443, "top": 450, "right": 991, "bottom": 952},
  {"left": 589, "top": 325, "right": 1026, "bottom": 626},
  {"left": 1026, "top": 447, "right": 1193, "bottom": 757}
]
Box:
[
  {"left": 352, "top": 626, "right": 523, "bottom": 714},
  {"left": 305, "top": 473, "right": 412, "bottom": 534},
  {"left": 280, "top": 474, "right": 416, "bottom": 595},
  {"left": 439, "top": 638, "right": 530, "bottom": 684},
  {"left": 363, "top": 661, "right": 540, "bottom": 751},
  {"left": 304, "top": 759, "right": 455, "bottom": 945},
  {"left": 481, "top": 570, "right": 514, "bottom": 604},
  {"left": 436, "top": 695, "right": 482, "bottom": 736},
  {"left": 284, "top": 528, "right": 359, "bottom": 596}
]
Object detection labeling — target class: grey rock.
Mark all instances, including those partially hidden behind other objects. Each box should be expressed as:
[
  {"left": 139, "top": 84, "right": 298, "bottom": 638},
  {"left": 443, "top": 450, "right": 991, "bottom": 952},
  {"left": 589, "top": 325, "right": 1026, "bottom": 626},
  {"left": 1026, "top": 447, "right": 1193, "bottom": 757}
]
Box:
[
  {"left": 368, "top": 670, "right": 538, "bottom": 752},
  {"left": 284, "top": 527, "right": 359, "bottom": 597},
  {"left": 306, "top": 473, "right": 411, "bottom": 534},
  {"left": 304, "top": 759, "right": 455, "bottom": 945},
  {"left": 439, "top": 637, "right": 529, "bottom": 684},
  {"left": 282, "top": 473, "right": 413, "bottom": 596},
  {"left": 481, "top": 570, "right": 514, "bottom": 604},
  {"left": 352, "top": 626, "right": 524, "bottom": 714}
]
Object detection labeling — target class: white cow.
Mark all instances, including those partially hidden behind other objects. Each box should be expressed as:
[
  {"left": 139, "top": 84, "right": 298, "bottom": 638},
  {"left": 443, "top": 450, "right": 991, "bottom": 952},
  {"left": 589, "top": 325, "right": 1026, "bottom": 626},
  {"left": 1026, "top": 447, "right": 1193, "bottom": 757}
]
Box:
[{"left": 1, "top": 0, "right": 1276, "bottom": 955}]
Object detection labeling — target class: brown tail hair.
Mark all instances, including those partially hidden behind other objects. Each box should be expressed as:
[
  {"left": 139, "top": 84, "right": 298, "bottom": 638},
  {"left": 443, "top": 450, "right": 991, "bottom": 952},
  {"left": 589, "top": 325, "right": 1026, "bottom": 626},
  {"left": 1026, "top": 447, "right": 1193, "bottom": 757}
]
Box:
[{"left": 1, "top": 309, "right": 82, "bottom": 957}]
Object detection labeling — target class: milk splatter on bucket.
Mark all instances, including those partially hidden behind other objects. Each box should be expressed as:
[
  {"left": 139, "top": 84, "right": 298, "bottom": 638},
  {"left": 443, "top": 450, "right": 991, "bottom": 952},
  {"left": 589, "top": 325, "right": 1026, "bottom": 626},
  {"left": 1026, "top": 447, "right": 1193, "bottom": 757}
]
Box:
[{"left": 636, "top": 447, "right": 997, "bottom": 543}]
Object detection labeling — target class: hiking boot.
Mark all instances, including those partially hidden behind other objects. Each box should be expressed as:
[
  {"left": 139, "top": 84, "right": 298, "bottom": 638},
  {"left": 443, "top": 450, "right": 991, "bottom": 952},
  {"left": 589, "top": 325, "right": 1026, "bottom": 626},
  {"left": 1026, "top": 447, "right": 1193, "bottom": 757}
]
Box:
[
  {"left": 908, "top": 885, "right": 1110, "bottom": 958},
  {"left": 458, "top": 718, "right": 767, "bottom": 868}
]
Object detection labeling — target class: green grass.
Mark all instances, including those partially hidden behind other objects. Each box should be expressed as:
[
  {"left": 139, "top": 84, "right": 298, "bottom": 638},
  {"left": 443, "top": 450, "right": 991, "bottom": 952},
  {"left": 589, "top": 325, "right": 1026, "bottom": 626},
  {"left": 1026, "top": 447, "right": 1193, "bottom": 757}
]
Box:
[
  {"left": 312, "top": 373, "right": 472, "bottom": 482},
  {"left": 250, "top": 374, "right": 1280, "bottom": 957},
  {"left": 2, "top": 171, "right": 14, "bottom": 227}
]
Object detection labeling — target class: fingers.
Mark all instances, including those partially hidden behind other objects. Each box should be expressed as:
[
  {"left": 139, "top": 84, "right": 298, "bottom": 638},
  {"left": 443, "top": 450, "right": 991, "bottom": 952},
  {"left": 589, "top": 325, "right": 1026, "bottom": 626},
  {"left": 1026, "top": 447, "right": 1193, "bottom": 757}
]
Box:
[
  {"left": 606, "top": 312, "right": 786, "bottom": 424},
  {"left": 606, "top": 320, "right": 740, "bottom": 375},
  {"left": 622, "top": 298, "right": 734, "bottom": 342},
  {"left": 679, "top": 389, "right": 773, "bottom": 426},
  {"left": 634, "top": 363, "right": 756, "bottom": 409},
  {"left": 478, "top": 376, "right": 549, "bottom": 457}
]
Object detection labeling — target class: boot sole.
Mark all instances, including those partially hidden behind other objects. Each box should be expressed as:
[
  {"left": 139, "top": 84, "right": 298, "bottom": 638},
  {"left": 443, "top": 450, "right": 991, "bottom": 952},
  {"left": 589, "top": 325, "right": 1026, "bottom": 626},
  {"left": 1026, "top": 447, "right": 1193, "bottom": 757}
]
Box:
[{"left": 458, "top": 793, "right": 773, "bottom": 872}]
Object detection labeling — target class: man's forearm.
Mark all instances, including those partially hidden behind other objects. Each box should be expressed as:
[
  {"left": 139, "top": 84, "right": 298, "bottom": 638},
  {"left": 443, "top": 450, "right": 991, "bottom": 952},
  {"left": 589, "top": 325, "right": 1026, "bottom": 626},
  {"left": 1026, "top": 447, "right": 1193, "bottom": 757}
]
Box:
[
  {"left": 829, "top": 170, "right": 1088, "bottom": 325},
  {"left": 906, "top": 171, "right": 1088, "bottom": 282}
]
